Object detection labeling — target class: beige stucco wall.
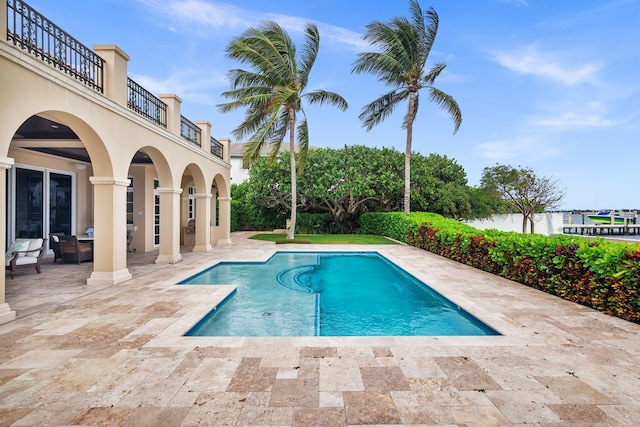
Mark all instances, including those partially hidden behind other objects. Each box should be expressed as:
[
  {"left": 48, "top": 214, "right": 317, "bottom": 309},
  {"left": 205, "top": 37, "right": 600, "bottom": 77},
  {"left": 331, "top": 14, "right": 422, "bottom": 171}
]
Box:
[
  {"left": 1, "top": 15, "right": 231, "bottom": 323},
  {"left": 7, "top": 147, "right": 94, "bottom": 237}
]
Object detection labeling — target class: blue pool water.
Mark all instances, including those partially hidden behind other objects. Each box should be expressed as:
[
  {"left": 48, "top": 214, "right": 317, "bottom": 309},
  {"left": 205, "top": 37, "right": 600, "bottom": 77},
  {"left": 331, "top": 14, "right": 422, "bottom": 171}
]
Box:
[{"left": 181, "top": 252, "right": 499, "bottom": 337}]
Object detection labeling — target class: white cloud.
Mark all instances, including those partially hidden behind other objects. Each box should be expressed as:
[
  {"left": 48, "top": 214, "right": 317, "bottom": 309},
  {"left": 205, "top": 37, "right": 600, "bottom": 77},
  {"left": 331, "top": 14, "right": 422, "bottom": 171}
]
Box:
[
  {"left": 135, "top": 0, "right": 366, "bottom": 51},
  {"left": 129, "top": 69, "right": 227, "bottom": 106},
  {"left": 167, "top": 0, "right": 251, "bottom": 32},
  {"left": 477, "top": 136, "right": 560, "bottom": 162},
  {"left": 529, "top": 101, "right": 626, "bottom": 132},
  {"left": 531, "top": 112, "right": 621, "bottom": 131},
  {"left": 491, "top": 44, "right": 602, "bottom": 86},
  {"left": 134, "top": 0, "right": 250, "bottom": 32}
]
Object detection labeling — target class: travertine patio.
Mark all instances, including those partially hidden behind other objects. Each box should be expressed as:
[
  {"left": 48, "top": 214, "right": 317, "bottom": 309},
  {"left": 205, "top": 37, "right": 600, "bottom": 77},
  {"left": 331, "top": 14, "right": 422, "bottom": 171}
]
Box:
[{"left": 1, "top": 232, "right": 639, "bottom": 426}]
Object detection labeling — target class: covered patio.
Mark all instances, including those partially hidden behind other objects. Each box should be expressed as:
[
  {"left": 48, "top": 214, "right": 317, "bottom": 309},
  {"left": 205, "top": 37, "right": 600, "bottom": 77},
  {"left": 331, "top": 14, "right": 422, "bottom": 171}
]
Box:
[
  {"left": 1, "top": 0, "right": 232, "bottom": 325},
  {"left": 5, "top": 249, "right": 162, "bottom": 320}
]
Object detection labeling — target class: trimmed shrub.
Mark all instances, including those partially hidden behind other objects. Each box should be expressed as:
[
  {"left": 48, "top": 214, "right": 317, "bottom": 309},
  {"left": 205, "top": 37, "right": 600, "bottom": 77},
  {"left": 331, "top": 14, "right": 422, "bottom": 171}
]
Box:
[{"left": 361, "top": 212, "right": 640, "bottom": 324}]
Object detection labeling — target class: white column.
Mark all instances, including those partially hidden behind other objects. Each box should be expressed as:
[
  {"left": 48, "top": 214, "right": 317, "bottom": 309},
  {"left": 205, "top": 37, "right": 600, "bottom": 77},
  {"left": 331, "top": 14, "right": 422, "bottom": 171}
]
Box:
[
  {"left": 88, "top": 177, "right": 132, "bottom": 285},
  {"left": 155, "top": 187, "right": 183, "bottom": 264},
  {"left": 93, "top": 45, "right": 130, "bottom": 107},
  {"left": 159, "top": 94, "right": 182, "bottom": 137},
  {"left": 193, "top": 193, "right": 213, "bottom": 252},
  {"left": 0, "top": 157, "right": 16, "bottom": 324},
  {"left": 217, "top": 196, "right": 232, "bottom": 245},
  {"left": 196, "top": 121, "right": 211, "bottom": 153}
]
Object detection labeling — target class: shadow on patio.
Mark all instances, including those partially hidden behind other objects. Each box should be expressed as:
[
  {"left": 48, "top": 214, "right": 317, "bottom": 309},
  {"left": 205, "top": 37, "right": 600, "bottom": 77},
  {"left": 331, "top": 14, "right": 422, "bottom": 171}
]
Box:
[{"left": 5, "top": 249, "right": 168, "bottom": 319}]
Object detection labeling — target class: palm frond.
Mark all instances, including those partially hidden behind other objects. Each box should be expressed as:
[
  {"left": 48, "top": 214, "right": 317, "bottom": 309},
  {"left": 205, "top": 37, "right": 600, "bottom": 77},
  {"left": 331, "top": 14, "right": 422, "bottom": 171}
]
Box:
[
  {"left": 359, "top": 90, "right": 408, "bottom": 131},
  {"left": 409, "top": 0, "right": 426, "bottom": 45},
  {"left": 226, "top": 21, "right": 296, "bottom": 86},
  {"left": 298, "top": 23, "right": 320, "bottom": 90},
  {"left": 260, "top": 21, "right": 297, "bottom": 83},
  {"left": 401, "top": 91, "right": 419, "bottom": 129},
  {"left": 217, "top": 89, "right": 274, "bottom": 113},
  {"left": 265, "top": 109, "right": 290, "bottom": 151},
  {"left": 223, "top": 18, "right": 347, "bottom": 182},
  {"left": 241, "top": 107, "right": 287, "bottom": 167},
  {"left": 423, "top": 63, "right": 446, "bottom": 86},
  {"left": 232, "top": 106, "right": 275, "bottom": 141},
  {"left": 389, "top": 17, "right": 419, "bottom": 70},
  {"left": 241, "top": 139, "right": 264, "bottom": 169},
  {"left": 352, "top": 51, "right": 404, "bottom": 86},
  {"left": 421, "top": 6, "right": 439, "bottom": 63},
  {"left": 304, "top": 90, "right": 348, "bottom": 111},
  {"left": 428, "top": 87, "right": 462, "bottom": 134},
  {"left": 226, "top": 31, "right": 281, "bottom": 84},
  {"left": 296, "top": 118, "right": 309, "bottom": 173}
]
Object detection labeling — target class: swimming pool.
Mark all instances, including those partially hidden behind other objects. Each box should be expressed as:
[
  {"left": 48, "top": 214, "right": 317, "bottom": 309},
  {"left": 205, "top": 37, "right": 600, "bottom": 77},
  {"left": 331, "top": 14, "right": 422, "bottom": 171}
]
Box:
[{"left": 181, "top": 252, "right": 499, "bottom": 337}]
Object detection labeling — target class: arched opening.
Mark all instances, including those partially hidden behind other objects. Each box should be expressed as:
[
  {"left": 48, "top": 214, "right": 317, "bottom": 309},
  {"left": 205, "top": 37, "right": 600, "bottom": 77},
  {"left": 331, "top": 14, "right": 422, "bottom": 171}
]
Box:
[
  {"left": 124, "top": 146, "right": 173, "bottom": 255},
  {"left": 5, "top": 113, "right": 112, "bottom": 256},
  {"left": 2, "top": 111, "right": 123, "bottom": 318},
  {"left": 179, "top": 164, "right": 210, "bottom": 252},
  {"left": 212, "top": 173, "right": 232, "bottom": 245}
]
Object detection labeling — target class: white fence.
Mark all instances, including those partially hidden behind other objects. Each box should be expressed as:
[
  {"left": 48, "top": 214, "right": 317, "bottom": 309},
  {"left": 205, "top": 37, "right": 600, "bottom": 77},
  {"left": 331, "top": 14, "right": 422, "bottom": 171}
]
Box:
[{"left": 464, "top": 212, "right": 564, "bottom": 236}]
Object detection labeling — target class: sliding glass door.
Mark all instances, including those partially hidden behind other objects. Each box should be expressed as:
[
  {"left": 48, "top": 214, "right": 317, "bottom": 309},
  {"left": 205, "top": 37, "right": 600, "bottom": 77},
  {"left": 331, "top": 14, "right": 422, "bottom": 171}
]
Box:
[
  {"left": 14, "top": 168, "right": 44, "bottom": 238},
  {"left": 49, "top": 172, "right": 72, "bottom": 235},
  {"left": 7, "top": 166, "right": 74, "bottom": 247}
]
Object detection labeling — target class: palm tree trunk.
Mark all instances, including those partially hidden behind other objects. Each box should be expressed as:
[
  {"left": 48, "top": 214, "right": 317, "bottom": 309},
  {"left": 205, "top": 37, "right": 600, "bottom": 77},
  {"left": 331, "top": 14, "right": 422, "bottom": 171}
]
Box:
[
  {"left": 404, "top": 91, "right": 416, "bottom": 217},
  {"left": 287, "top": 108, "right": 297, "bottom": 240}
]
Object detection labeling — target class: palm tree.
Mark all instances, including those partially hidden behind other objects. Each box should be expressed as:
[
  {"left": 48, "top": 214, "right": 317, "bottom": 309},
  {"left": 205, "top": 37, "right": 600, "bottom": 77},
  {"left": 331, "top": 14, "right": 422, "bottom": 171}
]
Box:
[
  {"left": 219, "top": 21, "right": 347, "bottom": 239},
  {"left": 352, "top": 0, "right": 462, "bottom": 216}
]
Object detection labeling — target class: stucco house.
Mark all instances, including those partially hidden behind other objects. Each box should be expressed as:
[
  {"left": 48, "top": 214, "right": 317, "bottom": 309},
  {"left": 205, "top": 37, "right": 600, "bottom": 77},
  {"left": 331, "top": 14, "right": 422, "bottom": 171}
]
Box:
[{"left": 1, "top": 0, "right": 231, "bottom": 324}]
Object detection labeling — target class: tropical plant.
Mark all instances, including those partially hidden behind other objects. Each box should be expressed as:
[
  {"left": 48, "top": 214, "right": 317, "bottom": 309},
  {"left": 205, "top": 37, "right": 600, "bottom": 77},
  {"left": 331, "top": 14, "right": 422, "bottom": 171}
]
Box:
[
  {"left": 219, "top": 21, "right": 348, "bottom": 239},
  {"left": 363, "top": 212, "right": 640, "bottom": 323},
  {"left": 480, "top": 164, "right": 565, "bottom": 233},
  {"left": 352, "top": 0, "right": 462, "bottom": 216},
  {"left": 243, "top": 146, "right": 477, "bottom": 228}
]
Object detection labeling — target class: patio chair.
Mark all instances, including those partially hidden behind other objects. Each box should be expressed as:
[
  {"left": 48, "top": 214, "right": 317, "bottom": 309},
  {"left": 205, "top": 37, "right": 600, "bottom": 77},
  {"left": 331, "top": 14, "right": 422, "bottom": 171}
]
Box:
[
  {"left": 5, "top": 238, "right": 45, "bottom": 279},
  {"left": 49, "top": 232, "right": 66, "bottom": 263},
  {"left": 60, "top": 236, "right": 93, "bottom": 264}
]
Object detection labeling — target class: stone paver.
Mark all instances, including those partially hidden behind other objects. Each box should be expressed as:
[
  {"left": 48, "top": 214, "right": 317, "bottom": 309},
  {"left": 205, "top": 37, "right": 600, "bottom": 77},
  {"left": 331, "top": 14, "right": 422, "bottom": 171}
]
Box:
[{"left": 1, "top": 231, "right": 640, "bottom": 426}]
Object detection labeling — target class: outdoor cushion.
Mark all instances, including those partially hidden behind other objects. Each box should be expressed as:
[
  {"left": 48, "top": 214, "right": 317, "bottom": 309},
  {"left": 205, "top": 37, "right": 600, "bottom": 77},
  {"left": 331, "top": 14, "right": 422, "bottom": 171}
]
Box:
[
  {"left": 5, "top": 255, "right": 39, "bottom": 267},
  {"left": 17, "top": 238, "right": 44, "bottom": 257},
  {"left": 5, "top": 240, "right": 29, "bottom": 258}
]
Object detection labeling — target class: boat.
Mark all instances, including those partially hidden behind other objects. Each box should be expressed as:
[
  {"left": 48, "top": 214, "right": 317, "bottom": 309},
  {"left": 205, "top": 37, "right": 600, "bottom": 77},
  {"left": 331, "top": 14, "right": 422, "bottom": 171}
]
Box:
[{"left": 588, "top": 211, "right": 626, "bottom": 225}]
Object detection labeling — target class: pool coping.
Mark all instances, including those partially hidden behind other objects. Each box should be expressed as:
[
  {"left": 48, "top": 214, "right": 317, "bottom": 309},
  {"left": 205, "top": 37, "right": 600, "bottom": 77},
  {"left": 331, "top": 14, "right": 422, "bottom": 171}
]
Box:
[{"left": 146, "top": 245, "right": 546, "bottom": 349}]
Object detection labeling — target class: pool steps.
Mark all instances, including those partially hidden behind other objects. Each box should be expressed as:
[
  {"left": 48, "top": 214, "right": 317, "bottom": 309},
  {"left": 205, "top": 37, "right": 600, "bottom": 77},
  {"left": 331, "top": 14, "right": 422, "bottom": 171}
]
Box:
[{"left": 276, "top": 265, "right": 323, "bottom": 294}]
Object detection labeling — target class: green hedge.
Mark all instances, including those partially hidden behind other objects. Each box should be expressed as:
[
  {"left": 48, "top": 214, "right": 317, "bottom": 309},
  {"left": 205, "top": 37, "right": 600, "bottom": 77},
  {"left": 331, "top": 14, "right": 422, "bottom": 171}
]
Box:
[{"left": 361, "top": 212, "right": 640, "bottom": 324}]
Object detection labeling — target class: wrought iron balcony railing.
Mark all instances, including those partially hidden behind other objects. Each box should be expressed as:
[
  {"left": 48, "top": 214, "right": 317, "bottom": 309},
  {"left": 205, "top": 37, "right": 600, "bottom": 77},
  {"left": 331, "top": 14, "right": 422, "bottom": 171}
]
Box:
[
  {"left": 210, "top": 137, "right": 223, "bottom": 159},
  {"left": 127, "top": 78, "right": 167, "bottom": 128},
  {"left": 180, "top": 115, "right": 201, "bottom": 146},
  {"left": 6, "top": 0, "right": 104, "bottom": 93},
  {"left": 6, "top": 0, "right": 226, "bottom": 161}
]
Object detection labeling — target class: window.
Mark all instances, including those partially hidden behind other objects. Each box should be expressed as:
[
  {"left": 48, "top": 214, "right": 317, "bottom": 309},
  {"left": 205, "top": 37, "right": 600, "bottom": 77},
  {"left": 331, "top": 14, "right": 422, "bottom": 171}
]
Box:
[
  {"left": 187, "top": 186, "right": 196, "bottom": 219},
  {"left": 7, "top": 166, "right": 74, "bottom": 249},
  {"left": 126, "top": 177, "right": 134, "bottom": 225},
  {"left": 154, "top": 179, "right": 160, "bottom": 246}
]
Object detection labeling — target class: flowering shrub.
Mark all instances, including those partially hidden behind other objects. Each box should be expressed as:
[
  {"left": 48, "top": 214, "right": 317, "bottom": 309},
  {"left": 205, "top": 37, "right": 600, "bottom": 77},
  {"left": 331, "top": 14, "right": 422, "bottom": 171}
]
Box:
[{"left": 360, "top": 212, "right": 640, "bottom": 323}]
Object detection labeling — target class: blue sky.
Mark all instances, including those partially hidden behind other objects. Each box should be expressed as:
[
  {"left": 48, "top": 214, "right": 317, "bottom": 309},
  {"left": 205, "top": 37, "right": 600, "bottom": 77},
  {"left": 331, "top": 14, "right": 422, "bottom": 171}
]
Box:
[{"left": 28, "top": 0, "right": 640, "bottom": 209}]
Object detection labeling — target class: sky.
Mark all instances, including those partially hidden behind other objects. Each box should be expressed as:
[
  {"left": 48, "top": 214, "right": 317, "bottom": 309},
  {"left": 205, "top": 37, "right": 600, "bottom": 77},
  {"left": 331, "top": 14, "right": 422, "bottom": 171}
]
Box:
[{"left": 26, "top": 0, "right": 640, "bottom": 210}]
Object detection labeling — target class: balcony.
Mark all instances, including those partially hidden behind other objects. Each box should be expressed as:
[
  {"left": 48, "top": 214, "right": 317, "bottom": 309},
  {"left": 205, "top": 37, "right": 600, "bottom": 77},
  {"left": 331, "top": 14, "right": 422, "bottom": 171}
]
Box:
[
  {"left": 4, "top": 0, "right": 226, "bottom": 161},
  {"left": 127, "top": 78, "right": 167, "bottom": 128},
  {"left": 7, "top": 0, "right": 103, "bottom": 92}
]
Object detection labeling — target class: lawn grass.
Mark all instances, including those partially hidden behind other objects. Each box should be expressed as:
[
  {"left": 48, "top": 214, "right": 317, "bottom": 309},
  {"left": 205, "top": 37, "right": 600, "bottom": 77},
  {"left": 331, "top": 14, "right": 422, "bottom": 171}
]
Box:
[{"left": 249, "top": 233, "right": 398, "bottom": 245}]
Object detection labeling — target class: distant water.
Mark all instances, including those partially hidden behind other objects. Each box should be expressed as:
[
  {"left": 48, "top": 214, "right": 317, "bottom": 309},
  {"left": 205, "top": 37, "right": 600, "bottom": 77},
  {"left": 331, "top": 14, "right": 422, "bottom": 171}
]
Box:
[{"left": 564, "top": 212, "right": 640, "bottom": 241}]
